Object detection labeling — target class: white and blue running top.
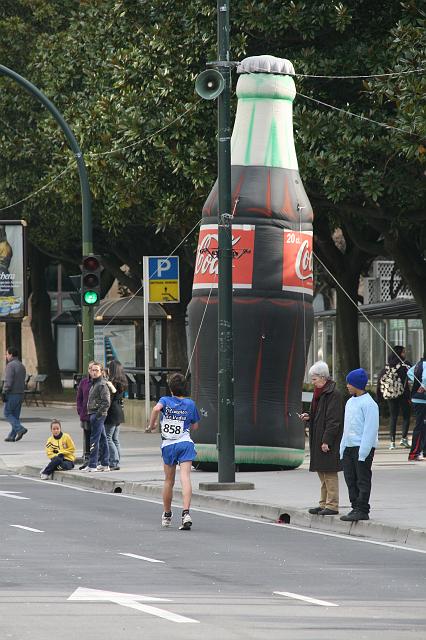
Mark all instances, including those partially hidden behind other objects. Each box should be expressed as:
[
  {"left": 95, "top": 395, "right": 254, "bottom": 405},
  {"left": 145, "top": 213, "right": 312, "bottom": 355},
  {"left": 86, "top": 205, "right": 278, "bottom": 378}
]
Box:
[{"left": 158, "top": 396, "right": 200, "bottom": 448}]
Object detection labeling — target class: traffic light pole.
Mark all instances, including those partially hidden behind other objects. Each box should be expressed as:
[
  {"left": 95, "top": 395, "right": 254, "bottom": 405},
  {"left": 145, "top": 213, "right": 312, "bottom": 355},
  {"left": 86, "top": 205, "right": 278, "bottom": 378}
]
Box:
[
  {"left": 0, "top": 64, "right": 94, "bottom": 370},
  {"left": 217, "top": 0, "right": 235, "bottom": 483}
]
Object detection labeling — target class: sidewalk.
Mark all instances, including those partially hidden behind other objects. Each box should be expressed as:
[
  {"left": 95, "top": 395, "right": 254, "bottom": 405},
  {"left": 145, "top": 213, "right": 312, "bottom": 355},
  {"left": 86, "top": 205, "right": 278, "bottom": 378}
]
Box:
[{"left": 1, "top": 405, "right": 425, "bottom": 549}]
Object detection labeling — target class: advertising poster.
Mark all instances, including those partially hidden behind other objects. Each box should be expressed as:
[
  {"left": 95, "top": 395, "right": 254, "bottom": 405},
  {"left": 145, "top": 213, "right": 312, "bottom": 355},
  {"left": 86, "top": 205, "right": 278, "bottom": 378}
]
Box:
[
  {"left": 94, "top": 324, "right": 136, "bottom": 367},
  {"left": 0, "top": 221, "right": 27, "bottom": 319}
]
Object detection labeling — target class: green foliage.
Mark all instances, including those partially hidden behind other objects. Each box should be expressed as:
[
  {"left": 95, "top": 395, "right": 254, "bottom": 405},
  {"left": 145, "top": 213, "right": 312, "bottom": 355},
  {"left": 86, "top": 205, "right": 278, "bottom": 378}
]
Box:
[{"left": 0, "top": 0, "right": 425, "bottom": 291}]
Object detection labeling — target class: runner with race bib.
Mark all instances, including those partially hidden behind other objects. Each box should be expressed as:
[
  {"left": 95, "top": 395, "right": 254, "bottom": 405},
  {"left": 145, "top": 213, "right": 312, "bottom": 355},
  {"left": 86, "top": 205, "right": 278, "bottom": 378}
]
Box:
[{"left": 146, "top": 373, "right": 200, "bottom": 530}]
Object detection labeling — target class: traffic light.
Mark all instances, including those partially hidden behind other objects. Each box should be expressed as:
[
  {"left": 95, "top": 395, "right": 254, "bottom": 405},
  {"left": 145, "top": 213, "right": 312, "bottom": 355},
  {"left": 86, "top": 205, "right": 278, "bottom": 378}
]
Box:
[{"left": 81, "top": 255, "right": 101, "bottom": 306}]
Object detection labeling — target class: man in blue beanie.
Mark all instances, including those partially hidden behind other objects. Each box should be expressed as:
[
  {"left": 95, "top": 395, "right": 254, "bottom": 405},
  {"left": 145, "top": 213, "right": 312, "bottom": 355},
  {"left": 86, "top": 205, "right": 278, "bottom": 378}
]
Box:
[{"left": 339, "top": 368, "right": 379, "bottom": 522}]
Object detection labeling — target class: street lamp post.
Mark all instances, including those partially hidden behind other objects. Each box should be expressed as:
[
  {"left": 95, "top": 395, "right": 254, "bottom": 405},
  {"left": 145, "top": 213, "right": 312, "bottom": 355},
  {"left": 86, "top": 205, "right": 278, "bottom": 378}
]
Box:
[
  {"left": 216, "top": 0, "right": 235, "bottom": 483},
  {"left": 0, "top": 64, "right": 94, "bottom": 369}
]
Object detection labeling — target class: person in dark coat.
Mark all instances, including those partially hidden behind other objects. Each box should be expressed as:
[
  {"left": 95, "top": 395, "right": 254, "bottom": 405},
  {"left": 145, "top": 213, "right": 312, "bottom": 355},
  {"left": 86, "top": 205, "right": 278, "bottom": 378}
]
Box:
[
  {"left": 300, "top": 361, "right": 343, "bottom": 516},
  {"left": 376, "top": 345, "right": 411, "bottom": 449}
]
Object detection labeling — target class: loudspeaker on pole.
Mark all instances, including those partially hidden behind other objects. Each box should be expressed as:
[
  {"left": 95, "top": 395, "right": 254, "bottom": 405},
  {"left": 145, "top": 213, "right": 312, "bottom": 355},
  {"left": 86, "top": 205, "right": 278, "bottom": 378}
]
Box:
[{"left": 195, "top": 69, "right": 225, "bottom": 100}]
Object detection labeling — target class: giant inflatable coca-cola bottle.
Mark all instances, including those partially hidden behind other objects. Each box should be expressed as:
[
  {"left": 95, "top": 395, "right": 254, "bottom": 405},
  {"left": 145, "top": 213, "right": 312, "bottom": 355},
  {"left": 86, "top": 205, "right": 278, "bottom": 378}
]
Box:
[{"left": 188, "top": 55, "right": 313, "bottom": 469}]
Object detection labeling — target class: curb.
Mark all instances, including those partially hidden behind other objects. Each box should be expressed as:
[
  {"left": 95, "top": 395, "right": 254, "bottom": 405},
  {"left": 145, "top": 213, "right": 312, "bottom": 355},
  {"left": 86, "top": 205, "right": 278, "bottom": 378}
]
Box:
[{"left": 12, "top": 464, "right": 426, "bottom": 550}]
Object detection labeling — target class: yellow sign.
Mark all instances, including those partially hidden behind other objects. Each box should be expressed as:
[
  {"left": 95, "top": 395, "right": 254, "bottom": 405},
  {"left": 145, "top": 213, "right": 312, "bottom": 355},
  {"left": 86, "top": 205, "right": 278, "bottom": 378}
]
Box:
[{"left": 149, "top": 280, "right": 180, "bottom": 303}]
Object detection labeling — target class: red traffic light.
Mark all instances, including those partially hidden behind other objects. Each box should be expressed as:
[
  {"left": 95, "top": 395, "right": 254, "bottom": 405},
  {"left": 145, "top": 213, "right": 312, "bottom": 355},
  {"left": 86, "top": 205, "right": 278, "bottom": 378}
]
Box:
[{"left": 82, "top": 255, "right": 100, "bottom": 271}]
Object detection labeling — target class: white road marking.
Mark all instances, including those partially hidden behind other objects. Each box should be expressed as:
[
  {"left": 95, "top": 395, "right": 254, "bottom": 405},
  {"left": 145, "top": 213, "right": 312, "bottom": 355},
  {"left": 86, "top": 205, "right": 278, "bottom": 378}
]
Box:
[
  {"left": 118, "top": 552, "right": 165, "bottom": 564},
  {"left": 119, "top": 552, "right": 164, "bottom": 563},
  {"left": 0, "top": 490, "right": 29, "bottom": 500},
  {"left": 10, "top": 524, "right": 44, "bottom": 533},
  {"left": 68, "top": 588, "right": 199, "bottom": 624},
  {"left": 274, "top": 591, "right": 339, "bottom": 607},
  {"left": 13, "top": 474, "right": 426, "bottom": 555}
]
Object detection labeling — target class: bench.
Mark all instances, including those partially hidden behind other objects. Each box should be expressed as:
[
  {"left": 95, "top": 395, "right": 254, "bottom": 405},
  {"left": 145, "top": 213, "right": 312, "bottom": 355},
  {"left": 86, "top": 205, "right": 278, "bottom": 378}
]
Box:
[{"left": 24, "top": 374, "right": 47, "bottom": 407}]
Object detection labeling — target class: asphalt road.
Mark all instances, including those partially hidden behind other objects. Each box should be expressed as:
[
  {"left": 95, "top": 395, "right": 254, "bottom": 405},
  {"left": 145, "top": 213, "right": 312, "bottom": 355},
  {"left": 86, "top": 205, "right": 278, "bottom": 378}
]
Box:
[{"left": 1, "top": 472, "right": 425, "bottom": 640}]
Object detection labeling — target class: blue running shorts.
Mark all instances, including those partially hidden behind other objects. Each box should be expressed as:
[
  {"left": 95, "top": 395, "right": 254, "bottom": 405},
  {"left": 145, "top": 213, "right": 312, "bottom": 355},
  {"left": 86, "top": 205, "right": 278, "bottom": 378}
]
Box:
[{"left": 161, "top": 440, "right": 197, "bottom": 466}]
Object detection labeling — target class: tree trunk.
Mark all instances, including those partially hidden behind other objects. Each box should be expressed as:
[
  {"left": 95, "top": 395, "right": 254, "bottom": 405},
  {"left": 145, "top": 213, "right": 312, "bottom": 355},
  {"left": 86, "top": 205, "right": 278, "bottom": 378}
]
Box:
[
  {"left": 29, "top": 244, "right": 63, "bottom": 393},
  {"left": 5, "top": 322, "right": 22, "bottom": 355},
  {"left": 314, "top": 217, "right": 372, "bottom": 393},
  {"left": 335, "top": 279, "right": 360, "bottom": 394},
  {"left": 164, "top": 303, "right": 188, "bottom": 374}
]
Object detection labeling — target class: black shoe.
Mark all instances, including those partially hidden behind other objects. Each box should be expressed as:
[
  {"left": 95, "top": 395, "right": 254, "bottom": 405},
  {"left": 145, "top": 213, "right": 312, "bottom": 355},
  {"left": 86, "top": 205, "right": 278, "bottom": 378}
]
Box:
[
  {"left": 79, "top": 463, "right": 88, "bottom": 470},
  {"left": 110, "top": 466, "right": 120, "bottom": 471},
  {"left": 308, "top": 507, "right": 323, "bottom": 515},
  {"left": 4, "top": 437, "right": 15, "bottom": 442},
  {"left": 14, "top": 428, "right": 28, "bottom": 441},
  {"left": 318, "top": 508, "right": 339, "bottom": 516},
  {"left": 340, "top": 510, "right": 369, "bottom": 522}
]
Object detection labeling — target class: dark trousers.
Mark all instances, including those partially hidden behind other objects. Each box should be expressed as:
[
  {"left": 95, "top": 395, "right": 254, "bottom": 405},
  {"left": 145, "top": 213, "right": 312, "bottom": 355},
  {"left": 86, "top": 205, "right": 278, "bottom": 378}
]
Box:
[
  {"left": 88, "top": 414, "right": 108, "bottom": 468},
  {"left": 81, "top": 420, "right": 91, "bottom": 460},
  {"left": 4, "top": 393, "right": 25, "bottom": 438},
  {"left": 342, "top": 446, "right": 375, "bottom": 515},
  {"left": 42, "top": 455, "right": 74, "bottom": 475},
  {"left": 388, "top": 397, "right": 411, "bottom": 441},
  {"left": 408, "top": 404, "right": 426, "bottom": 460}
]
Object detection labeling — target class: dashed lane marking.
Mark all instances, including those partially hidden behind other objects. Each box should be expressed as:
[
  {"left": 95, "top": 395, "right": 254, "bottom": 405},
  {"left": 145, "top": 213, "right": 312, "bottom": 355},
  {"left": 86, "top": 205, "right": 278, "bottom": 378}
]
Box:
[
  {"left": 274, "top": 591, "right": 339, "bottom": 607},
  {"left": 10, "top": 524, "right": 44, "bottom": 533},
  {"left": 119, "top": 552, "right": 165, "bottom": 563}
]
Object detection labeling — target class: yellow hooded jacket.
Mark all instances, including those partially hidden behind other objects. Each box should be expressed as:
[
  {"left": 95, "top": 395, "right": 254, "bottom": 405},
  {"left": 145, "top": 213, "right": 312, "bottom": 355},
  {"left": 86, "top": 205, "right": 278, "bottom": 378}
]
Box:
[{"left": 45, "top": 432, "right": 76, "bottom": 462}]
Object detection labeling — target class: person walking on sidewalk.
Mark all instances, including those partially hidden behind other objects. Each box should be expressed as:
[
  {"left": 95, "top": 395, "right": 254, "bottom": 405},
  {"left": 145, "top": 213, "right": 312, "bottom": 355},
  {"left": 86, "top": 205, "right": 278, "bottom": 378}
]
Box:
[
  {"left": 82, "top": 362, "right": 111, "bottom": 472},
  {"left": 40, "top": 419, "right": 76, "bottom": 480},
  {"left": 2, "top": 347, "right": 27, "bottom": 442},
  {"left": 76, "top": 362, "right": 94, "bottom": 467},
  {"left": 377, "top": 345, "right": 411, "bottom": 450},
  {"left": 407, "top": 356, "right": 426, "bottom": 461},
  {"left": 301, "top": 361, "right": 343, "bottom": 517},
  {"left": 104, "top": 359, "right": 127, "bottom": 471},
  {"left": 146, "top": 373, "right": 200, "bottom": 530},
  {"left": 340, "top": 368, "right": 379, "bottom": 522}
]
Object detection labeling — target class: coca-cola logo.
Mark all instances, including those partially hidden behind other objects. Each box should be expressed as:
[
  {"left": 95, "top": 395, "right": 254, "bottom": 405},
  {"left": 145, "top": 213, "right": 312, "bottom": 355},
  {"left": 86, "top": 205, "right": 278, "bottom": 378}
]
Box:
[
  {"left": 195, "top": 233, "right": 243, "bottom": 275},
  {"left": 295, "top": 239, "right": 313, "bottom": 281}
]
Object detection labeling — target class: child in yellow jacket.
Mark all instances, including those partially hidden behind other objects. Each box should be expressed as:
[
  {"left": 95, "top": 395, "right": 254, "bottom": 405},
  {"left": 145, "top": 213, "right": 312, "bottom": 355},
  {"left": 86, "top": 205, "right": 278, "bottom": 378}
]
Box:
[{"left": 40, "top": 419, "right": 76, "bottom": 480}]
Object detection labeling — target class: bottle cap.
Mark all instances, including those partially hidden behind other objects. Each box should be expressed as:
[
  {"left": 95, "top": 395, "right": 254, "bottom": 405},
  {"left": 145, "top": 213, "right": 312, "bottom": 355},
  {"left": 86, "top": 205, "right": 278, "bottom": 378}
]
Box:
[{"left": 237, "top": 55, "right": 295, "bottom": 76}]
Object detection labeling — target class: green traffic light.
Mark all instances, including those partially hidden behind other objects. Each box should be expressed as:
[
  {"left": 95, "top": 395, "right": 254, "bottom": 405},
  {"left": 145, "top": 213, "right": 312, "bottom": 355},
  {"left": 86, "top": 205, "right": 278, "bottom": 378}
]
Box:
[{"left": 83, "top": 290, "right": 99, "bottom": 305}]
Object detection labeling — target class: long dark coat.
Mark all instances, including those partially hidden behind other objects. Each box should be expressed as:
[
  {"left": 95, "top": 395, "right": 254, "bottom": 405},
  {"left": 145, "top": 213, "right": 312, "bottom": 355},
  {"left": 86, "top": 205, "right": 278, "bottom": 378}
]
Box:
[{"left": 308, "top": 381, "right": 343, "bottom": 473}]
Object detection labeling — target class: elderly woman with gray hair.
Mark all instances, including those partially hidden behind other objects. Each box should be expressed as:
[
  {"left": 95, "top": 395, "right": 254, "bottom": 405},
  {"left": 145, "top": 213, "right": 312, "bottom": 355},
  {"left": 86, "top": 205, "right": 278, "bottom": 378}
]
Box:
[{"left": 300, "top": 361, "right": 343, "bottom": 516}]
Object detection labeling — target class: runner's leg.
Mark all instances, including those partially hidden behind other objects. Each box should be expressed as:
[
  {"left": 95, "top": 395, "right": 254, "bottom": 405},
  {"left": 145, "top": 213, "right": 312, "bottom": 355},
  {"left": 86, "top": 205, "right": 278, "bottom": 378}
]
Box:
[
  {"left": 179, "top": 461, "right": 193, "bottom": 511},
  {"left": 163, "top": 464, "right": 176, "bottom": 513}
]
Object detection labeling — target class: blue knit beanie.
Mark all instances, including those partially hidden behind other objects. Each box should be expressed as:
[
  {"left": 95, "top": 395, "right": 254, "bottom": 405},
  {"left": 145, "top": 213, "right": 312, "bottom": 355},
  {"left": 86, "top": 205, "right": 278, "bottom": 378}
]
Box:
[{"left": 346, "top": 368, "right": 368, "bottom": 390}]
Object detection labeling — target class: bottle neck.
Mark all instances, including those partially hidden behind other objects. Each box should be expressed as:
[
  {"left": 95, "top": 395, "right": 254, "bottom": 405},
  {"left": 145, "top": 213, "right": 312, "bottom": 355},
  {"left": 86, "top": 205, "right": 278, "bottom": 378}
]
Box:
[{"left": 231, "top": 74, "right": 298, "bottom": 171}]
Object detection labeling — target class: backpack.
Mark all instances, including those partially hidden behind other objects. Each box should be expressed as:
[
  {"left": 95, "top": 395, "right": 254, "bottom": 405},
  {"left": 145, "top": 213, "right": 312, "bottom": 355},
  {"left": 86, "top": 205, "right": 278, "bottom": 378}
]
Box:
[{"left": 379, "top": 364, "right": 404, "bottom": 399}]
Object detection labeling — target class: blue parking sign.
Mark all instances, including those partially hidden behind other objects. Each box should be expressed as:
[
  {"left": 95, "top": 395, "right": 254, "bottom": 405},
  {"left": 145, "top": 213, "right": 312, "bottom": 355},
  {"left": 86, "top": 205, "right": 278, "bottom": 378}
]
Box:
[{"left": 148, "top": 256, "right": 179, "bottom": 280}]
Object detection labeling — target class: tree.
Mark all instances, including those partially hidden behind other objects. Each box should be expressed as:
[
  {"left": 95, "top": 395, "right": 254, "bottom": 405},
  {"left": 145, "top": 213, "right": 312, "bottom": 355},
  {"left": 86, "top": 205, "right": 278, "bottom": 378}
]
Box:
[{"left": 1, "top": 0, "right": 425, "bottom": 383}]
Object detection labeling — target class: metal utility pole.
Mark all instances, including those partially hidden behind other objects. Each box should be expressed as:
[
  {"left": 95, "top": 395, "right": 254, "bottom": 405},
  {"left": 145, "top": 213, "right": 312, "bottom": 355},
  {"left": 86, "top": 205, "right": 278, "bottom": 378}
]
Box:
[
  {"left": 216, "top": 0, "right": 235, "bottom": 483},
  {"left": 0, "top": 65, "right": 94, "bottom": 370}
]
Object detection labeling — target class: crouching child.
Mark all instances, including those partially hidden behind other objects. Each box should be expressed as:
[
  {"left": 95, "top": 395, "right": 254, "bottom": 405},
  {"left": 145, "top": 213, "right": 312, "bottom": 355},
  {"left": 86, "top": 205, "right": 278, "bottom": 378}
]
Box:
[{"left": 40, "top": 419, "right": 76, "bottom": 480}]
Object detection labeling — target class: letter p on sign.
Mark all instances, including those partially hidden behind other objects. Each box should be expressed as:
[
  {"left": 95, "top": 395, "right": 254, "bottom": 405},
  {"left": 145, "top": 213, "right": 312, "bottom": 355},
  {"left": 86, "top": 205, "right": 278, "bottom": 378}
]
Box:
[{"left": 157, "top": 259, "right": 171, "bottom": 278}]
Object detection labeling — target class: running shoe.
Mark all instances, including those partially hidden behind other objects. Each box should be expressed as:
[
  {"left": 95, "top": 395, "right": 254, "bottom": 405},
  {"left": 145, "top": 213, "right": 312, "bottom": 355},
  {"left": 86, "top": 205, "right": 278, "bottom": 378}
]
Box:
[
  {"left": 162, "top": 512, "right": 172, "bottom": 528},
  {"left": 179, "top": 512, "right": 192, "bottom": 530}
]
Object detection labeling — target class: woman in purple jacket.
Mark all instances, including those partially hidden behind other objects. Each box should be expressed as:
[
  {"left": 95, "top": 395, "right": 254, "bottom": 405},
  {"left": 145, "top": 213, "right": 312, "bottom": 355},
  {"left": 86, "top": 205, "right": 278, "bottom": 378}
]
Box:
[{"left": 76, "top": 362, "right": 93, "bottom": 467}]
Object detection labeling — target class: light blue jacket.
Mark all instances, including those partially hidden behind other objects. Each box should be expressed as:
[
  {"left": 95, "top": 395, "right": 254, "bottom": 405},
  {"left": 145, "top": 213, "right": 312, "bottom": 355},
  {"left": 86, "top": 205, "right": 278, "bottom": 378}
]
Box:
[
  {"left": 340, "top": 393, "right": 379, "bottom": 461},
  {"left": 407, "top": 361, "right": 426, "bottom": 404}
]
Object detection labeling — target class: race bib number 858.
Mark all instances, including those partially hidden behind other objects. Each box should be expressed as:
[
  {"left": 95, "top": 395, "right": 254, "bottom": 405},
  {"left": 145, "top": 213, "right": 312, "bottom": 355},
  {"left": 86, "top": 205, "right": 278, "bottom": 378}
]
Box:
[{"left": 161, "top": 418, "right": 185, "bottom": 440}]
